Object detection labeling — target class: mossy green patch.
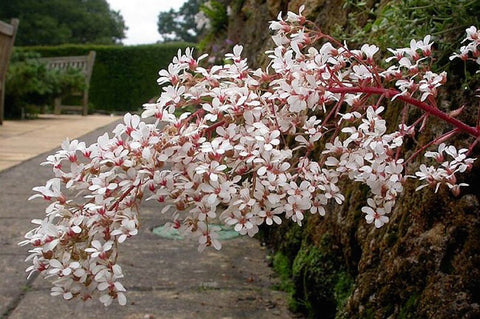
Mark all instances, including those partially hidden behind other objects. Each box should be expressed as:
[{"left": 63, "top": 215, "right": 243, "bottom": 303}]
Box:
[
  {"left": 398, "top": 292, "right": 420, "bottom": 319},
  {"left": 272, "top": 252, "right": 298, "bottom": 311},
  {"left": 334, "top": 271, "right": 354, "bottom": 311},
  {"left": 291, "top": 238, "right": 340, "bottom": 318},
  {"left": 272, "top": 252, "right": 294, "bottom": 291}
]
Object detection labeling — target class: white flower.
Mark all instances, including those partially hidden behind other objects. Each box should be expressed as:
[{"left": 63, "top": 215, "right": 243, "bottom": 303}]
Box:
[
  {"left": 197, "top": 223, "right": 222, "bottom": 251},
  {"left": 29, "top": 178, "right": 63, "bottom": 201},
  {"left": 361, "top": 198, "right": 390, "bottom": 228},
  {"left": 225, "top": 45, "right": 244, "bottom": 62},
  {"left": 111, "top": 219, "right": 138, "bottom": 243},
  {"left": 258, "top": 209, "right": 282, "bottom": 225},
  {"left": 360, "top": 44, "right": 379, "bottom": 61},
  {"left": 85, "top": 240, "right": 114, "bottom": 259},
  {"left": 255, "top": 129, "right": 280, "bottom": 151},
  {"left": 195, "top": 161, "right": 227, "bottom": 182},
  {"left": 59, "top": 139, "right": 85, "bottom": 162},
  {"left": 351, "top": 65, "right": 374, "bottom": 81},
  {"left": 286, "top": 5, "right": 305, "bottom": 23}
]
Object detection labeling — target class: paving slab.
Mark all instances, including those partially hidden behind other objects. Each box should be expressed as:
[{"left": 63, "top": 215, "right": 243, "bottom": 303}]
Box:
[
  {"left": 0, "top": 217, "right": 35, "bottom": 245},
  {"left": 10, "top": 288, "right": 291, "bottom": 319},
  {"left": 0, "top": 253, "right": 32, "bottom": 316}
]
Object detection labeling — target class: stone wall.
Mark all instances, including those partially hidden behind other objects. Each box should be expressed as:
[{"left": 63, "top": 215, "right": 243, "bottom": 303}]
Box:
[{"left": 214, "top": 1, "right": 480, "bottom": 317}]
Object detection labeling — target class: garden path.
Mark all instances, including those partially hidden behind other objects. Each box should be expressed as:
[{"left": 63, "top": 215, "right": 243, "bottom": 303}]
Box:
[
  {"left": 0, "top": 115, "right": 295, "bottom": 318},
  {"left": 0, "top": 114, "right": 121, "bottom": 172}
]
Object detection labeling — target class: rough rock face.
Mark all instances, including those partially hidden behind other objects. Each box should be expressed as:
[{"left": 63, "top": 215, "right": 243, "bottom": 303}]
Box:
[
  {"left": 218, "top": 0, "right": 480, "bottom": 318},
  {"left": 226, "top": 0, "right": 347, "bottom": 67}
]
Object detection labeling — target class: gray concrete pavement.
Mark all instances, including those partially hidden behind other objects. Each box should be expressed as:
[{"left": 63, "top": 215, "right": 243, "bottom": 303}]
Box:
[{"left": 0, "top": 116, "right": 295, "bottom": 318}]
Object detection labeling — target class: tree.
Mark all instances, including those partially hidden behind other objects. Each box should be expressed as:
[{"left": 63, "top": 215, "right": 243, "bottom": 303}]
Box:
[
  {"left": 157, "top": 0, "right": 205, "bottom": 43},
  {"left": 0, "top": 0, "right": 126, "bottom": 45}
]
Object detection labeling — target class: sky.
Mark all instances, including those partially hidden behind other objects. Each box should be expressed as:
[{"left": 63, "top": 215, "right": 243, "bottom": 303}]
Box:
[{"left": 107, "top": 0, "right": 187, "bottom": 45}]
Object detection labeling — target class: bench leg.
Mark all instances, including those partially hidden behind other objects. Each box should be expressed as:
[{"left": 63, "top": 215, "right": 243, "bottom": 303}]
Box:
[
  {"left": 54, "top": 97, "right": 61, "bottom": 115},
  {"left": 82, "top": 91, "right": 88, "bottom": 116},
  {"left": 0, "top": 83, "right": 4, "bottom": 125}
]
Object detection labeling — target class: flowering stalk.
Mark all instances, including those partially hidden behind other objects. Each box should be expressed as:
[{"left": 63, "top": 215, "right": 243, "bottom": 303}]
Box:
[
  {"left": 329, "top": 86, "right": 480, "bottom": 137},
  {"left": 21, "top": 6, "right": 479, "bottom": 307}
]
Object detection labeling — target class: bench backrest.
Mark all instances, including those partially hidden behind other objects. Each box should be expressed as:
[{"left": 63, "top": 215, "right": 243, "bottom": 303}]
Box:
[
  {"left": 0, "top": 18, "right": 19, "bottom": 125},
  {"left": 39, "top": 51, "right": 96, "bottom": 86},
  {"left": 39, "top": 51, "right": 96, "bottom": 116}
]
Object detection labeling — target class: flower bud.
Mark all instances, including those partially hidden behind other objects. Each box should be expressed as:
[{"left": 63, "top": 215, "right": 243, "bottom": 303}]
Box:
[{"left": 450, "top": 184, "right": 461, "bottom": 197}]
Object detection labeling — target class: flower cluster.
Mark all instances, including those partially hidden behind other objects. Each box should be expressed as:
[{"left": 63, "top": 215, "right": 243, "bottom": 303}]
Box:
[
  {"left": 416, "top": 143, "right": 475, "bottom": 195},
  {"left": 21, "top": 6, "right": 479, "bottom": 307},
  {"left": 450, "top": 26, "right": 480, "bottom": 64}
]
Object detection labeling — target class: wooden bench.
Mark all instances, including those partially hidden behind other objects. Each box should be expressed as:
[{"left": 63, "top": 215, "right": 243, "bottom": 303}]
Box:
[
  {"left": 0, "top": 18, "right": 19, "bottom": 125},
  {"left": 39, "top": 51, "right": 96, "bottom": 116}
]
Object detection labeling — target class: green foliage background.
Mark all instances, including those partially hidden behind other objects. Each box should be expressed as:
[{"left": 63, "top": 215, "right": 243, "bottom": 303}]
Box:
[
  {"left": 157, "top": 0, "right": 206, "bottom": 43},
  {"left": 19, "top": 43, "right": 194, "bottom": 113},
  {"left": 0, "top": 0, "right": 126, "bottom": 45},
  {"left": 337, "top": 0, "right": 480, "bottom": 71},
  {"left": 5, "top": 51, "right": 86, "bottom": 118}
]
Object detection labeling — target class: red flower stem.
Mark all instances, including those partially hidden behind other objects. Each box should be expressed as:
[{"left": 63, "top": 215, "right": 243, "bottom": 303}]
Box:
[
  {"left": 468, "top": 137, "right": 480, "bottom": 156},
  {"left": 477, "top": 99, "right": 480, "bottom": 128},
  {"left": 204, "top": 120, "right": 226, "bottom": 134},
  {"left": 404, "top": 129, "right": 459, "bottom": 164},
  {"left": 183, "top": 108, "right": 205, "bottom": 127},
  {"left": 328, "top": 86, "right": 480, "bottom": 137},
  {"left": 323, "top": 94, "right": 345, "bottom": 126},
  {"left": 322, "top": 34, "right": 382, "bottom": 86},
  {"left": 108, "top": 185, "right": 136, "bottom": 211}
]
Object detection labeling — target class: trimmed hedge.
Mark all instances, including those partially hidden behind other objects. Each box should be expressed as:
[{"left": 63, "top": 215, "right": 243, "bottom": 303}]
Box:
[{"left": 20, "top": 43, "right": 195, "bottom": 112}]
